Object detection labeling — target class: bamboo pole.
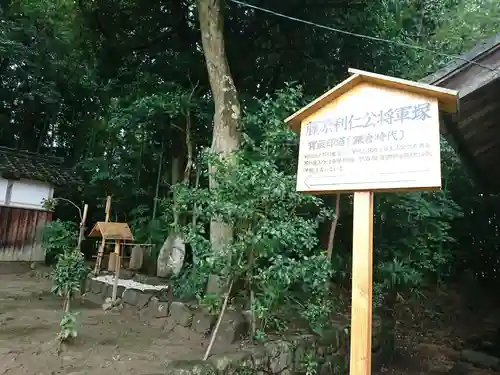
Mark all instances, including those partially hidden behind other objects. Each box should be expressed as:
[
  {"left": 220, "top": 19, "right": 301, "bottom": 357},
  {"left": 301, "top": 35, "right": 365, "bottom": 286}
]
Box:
[
  {"left": 76, "top": 204, "right": 88, "bottom": 251},
  {"left": 111, "top": 240, "right": 121, "bottom": 302},
  {"left": 93, "top": 196, "right": 111, "bottom": 275}
]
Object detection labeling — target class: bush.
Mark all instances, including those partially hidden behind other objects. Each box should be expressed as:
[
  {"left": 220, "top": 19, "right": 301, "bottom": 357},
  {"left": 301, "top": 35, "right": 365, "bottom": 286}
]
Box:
[
  {"left": 41, "top": 220, "right": 78, "bottom": 265},
  {"left": 172, "top": 86, "right": 338, "bottom": 336}
]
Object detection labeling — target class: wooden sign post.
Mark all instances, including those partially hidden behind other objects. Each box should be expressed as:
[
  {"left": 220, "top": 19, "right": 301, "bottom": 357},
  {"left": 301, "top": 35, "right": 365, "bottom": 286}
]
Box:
[{"left": 285, "top": 68, "right": 458, "bottom": 375}]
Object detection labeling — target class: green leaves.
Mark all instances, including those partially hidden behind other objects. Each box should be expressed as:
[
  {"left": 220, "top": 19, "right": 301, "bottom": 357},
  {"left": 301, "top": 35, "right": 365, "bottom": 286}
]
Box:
[
  {"left": 58, "top": 312, "right": 80, "bottom": 341},
  {"left": 41, "top": 220, "right": 78, "bottom": 264},
  {"left": 171, "top": 87, "right": 336, "bottom": 333},
  {"left": 51, "top": 250, "right": 88, "bottom": 298},
  {"left": 51, "top": 247, "right": 88, "bottom": 341}
]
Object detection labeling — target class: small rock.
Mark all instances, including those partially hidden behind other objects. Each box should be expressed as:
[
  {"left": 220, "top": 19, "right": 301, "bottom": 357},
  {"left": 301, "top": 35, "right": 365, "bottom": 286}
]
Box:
[
  {"left": 101, "top": 283, "right": 112, "bottom": 298},
  {"left": 90, "top": 280, "right": 103, "bottom": 294},
  {"left": 192, "top": 311, "right": 215, "bottom": 336},
  {"left": 155, "top": 302, "right": 169, "bottom": 318},
  {"left": 129, "top": 246, "right": 144, "bottom": 270},
  {"left": 210, "top": 351, "right": 253, "bottom": 372},
  {"left": 153, "top": 288, "right": 171, "bottom": 303},
  {"left": 157, "top": 233, "right": 185, "bottom": 278},
  {"left": 102, "top": 301, "right": 113, "bottom": 311},
  {"left": 136, "top": 293, "right": 152, "bottom": 309},
  {"left": 102, "top": 297, "right": 122, "bottom": 311},
  {"left": 122, "top": 288, "right": 141, "bottom": 306},
  {"left": 140, "top": 298, "right": 169, "bottom": 320},
  {"left": 164, "top": 359, "right": 216, "bottom": 375},
  {"left": 264, "top": 340, "right": 293, "bottom": 374},
  {"left": 116, "top": 285, "right": 125, "bottom": 298},
  {"left": 169, "top": 302, "right": 193, "bottom": 327},
  {"left": 30, "top": 262, "right": 36, "bottom": 270},
  {"left": 215, "top": 310, "right": 248, "bottom": 344}
]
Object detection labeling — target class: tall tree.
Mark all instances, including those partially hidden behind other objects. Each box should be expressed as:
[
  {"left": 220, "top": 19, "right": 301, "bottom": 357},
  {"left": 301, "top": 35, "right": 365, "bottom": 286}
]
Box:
[{"left": 197, "top": 0, "right": 241, "bottom": 292}]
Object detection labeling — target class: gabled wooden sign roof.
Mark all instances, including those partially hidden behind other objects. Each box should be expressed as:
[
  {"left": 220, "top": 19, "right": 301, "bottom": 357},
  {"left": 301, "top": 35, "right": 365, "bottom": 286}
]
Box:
[
  {"left": 88, "top": 222, "right": 134, "bottom": 241},
  {"left": 285, "top": 68, "right": 459, "bottom": 133}
]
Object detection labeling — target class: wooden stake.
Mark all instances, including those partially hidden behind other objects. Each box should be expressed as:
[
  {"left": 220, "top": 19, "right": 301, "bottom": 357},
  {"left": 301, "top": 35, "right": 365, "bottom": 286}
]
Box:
[
  {"left": 76, "top": 204, "right": 88, "bottom": 250},
  {"left": 111, "top": 240, "right": 121, "bottom": 302},
  {"left": 203, "top": 279, "right": 233, "bottom": 360},
  {"left": 93, "top": 196, "right": 111, "bottom": 275},
  {"left": 349, "top": 191, "right": 374, "bottom": 375}
]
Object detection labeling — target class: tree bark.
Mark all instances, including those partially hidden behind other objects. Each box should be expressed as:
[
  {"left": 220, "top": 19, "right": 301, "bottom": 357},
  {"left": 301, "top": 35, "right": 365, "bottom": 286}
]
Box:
[
  {"left": 326, "top": 194, "right": 341, "bottom": 260},
  {"left": 198, "top": 0, "right": 241, "bottom": 294}
]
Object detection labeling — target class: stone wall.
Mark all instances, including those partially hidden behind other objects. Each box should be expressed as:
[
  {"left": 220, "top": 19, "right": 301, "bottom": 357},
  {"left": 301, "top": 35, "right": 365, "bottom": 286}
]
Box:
[{"left": 84, "top": 277, "right": 389, "bottom": 375}]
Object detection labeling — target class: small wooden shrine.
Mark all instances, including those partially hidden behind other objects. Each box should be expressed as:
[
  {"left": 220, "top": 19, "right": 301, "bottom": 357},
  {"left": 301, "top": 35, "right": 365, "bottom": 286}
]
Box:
[
  {"left": 88, "top": 222, "right": 134, "bottom": 242},
  {"left": 88, "top": 221, "right": 134, "bottom": 302}
]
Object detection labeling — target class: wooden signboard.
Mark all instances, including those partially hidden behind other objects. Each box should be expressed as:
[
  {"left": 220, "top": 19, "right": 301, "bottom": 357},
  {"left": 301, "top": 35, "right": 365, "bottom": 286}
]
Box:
[{"left": 285, "top": 68, "right": 458, "bottom": 375}]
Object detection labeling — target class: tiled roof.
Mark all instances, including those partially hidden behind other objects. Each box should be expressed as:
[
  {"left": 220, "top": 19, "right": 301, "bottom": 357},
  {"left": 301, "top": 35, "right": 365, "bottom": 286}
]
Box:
[{"left": 0, "top": 147, "right": 80, "bottom": 186}]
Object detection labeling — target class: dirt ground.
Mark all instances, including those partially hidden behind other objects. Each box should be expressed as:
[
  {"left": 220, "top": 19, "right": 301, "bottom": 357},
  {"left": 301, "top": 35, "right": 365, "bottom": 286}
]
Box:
[
  {"left": 374, "top": 282, "right": 500, "bottom": 375},
  {"left": 0, "top": 264, "right": 238, "bottom": 375},
  {"left": 1, "top": 264, "right": 499, "bottom": 375}
]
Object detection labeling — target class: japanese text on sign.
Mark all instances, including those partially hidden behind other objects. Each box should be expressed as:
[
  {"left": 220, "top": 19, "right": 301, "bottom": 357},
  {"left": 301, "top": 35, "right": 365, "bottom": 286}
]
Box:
[
  {"left": 304, "top": 102, "right": 431, "bottom": 137},
  {"left": 296, "top": 97, "right": 441, "bottom": 193}
]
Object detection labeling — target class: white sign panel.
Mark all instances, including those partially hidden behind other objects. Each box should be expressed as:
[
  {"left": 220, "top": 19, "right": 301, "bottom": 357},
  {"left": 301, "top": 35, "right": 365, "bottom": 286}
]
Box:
[{"left": 296, "top": 84, "right": 441, "bottom": 193}]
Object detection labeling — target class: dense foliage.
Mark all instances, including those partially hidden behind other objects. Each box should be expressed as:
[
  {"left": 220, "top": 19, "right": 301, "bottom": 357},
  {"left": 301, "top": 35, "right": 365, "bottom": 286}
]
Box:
[
  {"left": 41, "top": 219, "right": 79, "bottom": 264},
  {"left": 2, "top": 0, "right": 500, "bottom": 338}
]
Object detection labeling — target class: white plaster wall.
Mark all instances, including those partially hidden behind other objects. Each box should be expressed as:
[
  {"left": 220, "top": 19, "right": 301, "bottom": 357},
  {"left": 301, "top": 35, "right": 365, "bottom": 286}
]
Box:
[
  {"left": 9, "top": 179, "right": 53, "bottom": 210},
  {"left": 0, "top": 178, "right": 7, "bottom": 205}
]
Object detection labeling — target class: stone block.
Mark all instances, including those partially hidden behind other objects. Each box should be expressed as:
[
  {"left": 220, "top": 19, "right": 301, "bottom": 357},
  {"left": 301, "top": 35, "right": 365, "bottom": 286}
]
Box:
[
  {"left": 211, "top": 351, "right": 253, "bottom": 373},
  {"left": 153, "top": 299, "right": 170, "bottom": 318},
  {"left": 155, "top": 288, "right": 172, "bottom": 302},
  {"left": 250, "top": 348, "right": 271, "bottom": 375},
  {"left": 215, "top": 310, "right": 248, "bottom": 344},
  {"left": 129, "top": 246, "right": 144, "bottom": 270},
  {"left": 122, "top": 288, "right": 141, "bottom": 306},
  {"left": 264, "top": 340, "right": 293, "bottom": 374},
  {"left": 136, "top": 292, "right": 152, "bottom": 309},
  {"left": 101, "top": 283, "right": 112, "bottom": 298},
  {"left": 89, "top": 279, "right": 103, "bottom": 294},
  {"left": 108, "top": 253, "right": 118, "bottom": 272},
  {"left": 116, "top": 285, "right": 125, "bottom": 298},
  {"left": 170, "top": 302, "right": 193, "bottom": 327},
  {"left": 82, "top": 278, "right": 91, "bottom": 293},
  {"left": 164, "top": 360, "right": 216, "bottom": 375},
  {"left": 140, "top": 297, "right": 169, "bottom": 320},
  {"left": 192, "top": 311, "right": 215, "bottom": 335}
]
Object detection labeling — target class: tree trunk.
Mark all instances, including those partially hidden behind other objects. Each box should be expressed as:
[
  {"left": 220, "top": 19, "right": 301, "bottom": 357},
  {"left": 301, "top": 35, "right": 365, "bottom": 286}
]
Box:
[
  {"left": 326, "top": 194, "right": 341, "bottom": 260},
  {"left": 198, "top": 0, "right": 241, "bottom": 294}
]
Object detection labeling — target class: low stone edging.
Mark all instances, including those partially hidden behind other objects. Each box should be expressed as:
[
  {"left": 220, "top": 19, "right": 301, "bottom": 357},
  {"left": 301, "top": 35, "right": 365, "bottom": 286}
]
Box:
[{"left": 84, "top": 276, "right": 389, "bottom": 374}]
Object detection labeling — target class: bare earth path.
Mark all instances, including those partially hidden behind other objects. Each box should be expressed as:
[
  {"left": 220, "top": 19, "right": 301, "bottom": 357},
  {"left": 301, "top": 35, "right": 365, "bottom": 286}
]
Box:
[{"left": 0, "top": 265, "right": 232, "bottom": 375}]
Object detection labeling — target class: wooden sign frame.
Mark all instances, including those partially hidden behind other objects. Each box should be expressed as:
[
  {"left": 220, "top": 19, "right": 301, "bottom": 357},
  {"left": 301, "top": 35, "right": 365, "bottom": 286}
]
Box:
[{"left": 285, "top": 68, "right": 458, "bottom": 375}]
